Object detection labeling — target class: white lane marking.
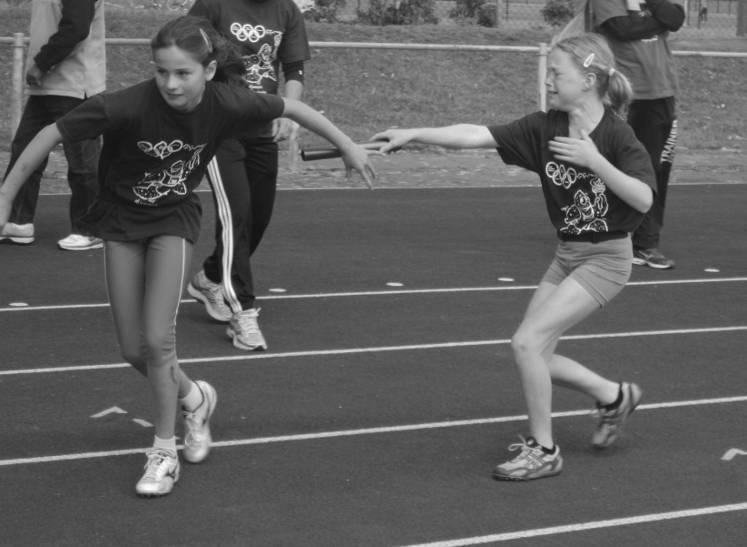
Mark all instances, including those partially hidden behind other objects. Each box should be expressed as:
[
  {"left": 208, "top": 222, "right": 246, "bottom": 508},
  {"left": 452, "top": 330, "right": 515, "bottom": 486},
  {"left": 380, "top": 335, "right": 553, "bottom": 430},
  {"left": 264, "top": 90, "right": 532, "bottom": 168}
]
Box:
[
  {"left": 1, "top": 394, "right": 746, "bottom": 467},
  {"left": 90, "top": 407, "right": 126, "bottom": 418},
  {"left": 721, "top": 448, "right": 747, "bottom": 461},
  {"left": 2, "top": 277, "right": 747, "bottom": 313},
  {"left": 2, "top": 325, "right": 747, "bottom": 377},
  {"left": 398, "top": 502, "right": 747, "bottom": 546}
]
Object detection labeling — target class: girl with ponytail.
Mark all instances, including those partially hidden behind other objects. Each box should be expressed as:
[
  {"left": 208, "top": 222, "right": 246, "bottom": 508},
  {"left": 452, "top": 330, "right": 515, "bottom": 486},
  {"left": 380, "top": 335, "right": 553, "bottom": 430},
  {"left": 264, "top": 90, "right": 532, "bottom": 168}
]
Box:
[{"left": 372, "top": 32, "right": 654, "bottom": 480}]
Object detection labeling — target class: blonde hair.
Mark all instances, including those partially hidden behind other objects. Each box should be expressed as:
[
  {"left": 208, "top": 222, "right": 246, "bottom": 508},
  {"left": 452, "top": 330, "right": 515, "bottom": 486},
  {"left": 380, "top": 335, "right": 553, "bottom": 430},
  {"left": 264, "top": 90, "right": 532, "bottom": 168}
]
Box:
[{"left": 552, "top": 33, "right": 633, "bottom": 119}]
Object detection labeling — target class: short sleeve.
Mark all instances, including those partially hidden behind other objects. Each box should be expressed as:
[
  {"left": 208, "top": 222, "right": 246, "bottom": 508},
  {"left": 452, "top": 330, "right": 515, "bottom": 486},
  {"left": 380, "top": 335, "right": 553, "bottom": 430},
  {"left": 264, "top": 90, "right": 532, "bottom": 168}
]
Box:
[
  {"left": 590, "top": 0, "right": 628, "bottom": 28},
  {"left": 278, "top": 2, "right": 311, "bottom": 64},
  {"left": 488, "top": 111, "right": 546, "bottom": 174},
  {"left": 56, "top": 95, "right": 111, "bottom": 142}
]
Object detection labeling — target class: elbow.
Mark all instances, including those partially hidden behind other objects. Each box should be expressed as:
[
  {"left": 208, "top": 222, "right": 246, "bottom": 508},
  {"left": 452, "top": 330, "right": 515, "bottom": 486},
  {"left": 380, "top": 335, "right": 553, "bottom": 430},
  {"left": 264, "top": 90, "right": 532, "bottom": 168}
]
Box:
[{"left": 639, "top": 188, "right": 655, "bottom": 214}]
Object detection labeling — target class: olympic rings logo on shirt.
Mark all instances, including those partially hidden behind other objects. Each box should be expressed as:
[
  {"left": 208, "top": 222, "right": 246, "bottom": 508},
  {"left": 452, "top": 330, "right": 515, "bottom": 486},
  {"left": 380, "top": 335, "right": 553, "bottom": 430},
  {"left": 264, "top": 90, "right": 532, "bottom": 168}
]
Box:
[
  {"left": 230, "top": 22, "right": 267, "bottom": 43},
  {"left": 545, "top": 161, "right": 578, "bottom": 189},
  {"left": 138, "top": 139, "right": 200, "bottom": 160}
]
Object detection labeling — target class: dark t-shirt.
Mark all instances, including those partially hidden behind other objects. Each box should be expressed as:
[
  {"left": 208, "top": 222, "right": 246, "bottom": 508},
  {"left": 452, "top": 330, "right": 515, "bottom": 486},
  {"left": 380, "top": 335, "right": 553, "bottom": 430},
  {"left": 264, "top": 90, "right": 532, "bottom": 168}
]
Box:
[
  {"left": 56, "top": 79, "right": 284, "bottom": 243},
  {"left": 190, "top": 0, "right": 310, "bottom": 138},
  {"left": 488, "top": 109, "right": 655, "bottom": 237}
]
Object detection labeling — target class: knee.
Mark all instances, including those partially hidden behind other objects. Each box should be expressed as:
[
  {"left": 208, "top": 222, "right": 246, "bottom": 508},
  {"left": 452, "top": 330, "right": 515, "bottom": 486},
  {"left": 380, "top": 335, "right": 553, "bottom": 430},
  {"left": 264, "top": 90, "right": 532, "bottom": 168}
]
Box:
[
  {"left": 120, "top": 345, "right": 145, "bottom": 369},
  {"left": 511, "top": 327, "right": 541, "bottom": 362}
]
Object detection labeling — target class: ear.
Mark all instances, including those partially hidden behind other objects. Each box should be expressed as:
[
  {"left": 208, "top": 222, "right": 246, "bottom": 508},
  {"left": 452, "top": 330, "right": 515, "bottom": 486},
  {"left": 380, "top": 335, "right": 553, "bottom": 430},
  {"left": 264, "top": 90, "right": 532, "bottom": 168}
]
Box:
[
  {"left": 205, "top": 59, "right": 217, "bottom": 81},
  {"left": 583, "top": 72, "right": 597, "bottom": 91}
]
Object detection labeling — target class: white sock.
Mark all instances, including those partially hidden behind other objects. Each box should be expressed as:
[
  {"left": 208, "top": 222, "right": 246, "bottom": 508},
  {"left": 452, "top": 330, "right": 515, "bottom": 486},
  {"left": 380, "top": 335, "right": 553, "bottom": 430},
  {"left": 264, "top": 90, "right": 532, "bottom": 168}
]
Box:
[
  {"left": 153, "top": 435, "right": 177, "bottom": 454},
  {"left": 180, "top": 381, "right": 203, "bottom": 412}
]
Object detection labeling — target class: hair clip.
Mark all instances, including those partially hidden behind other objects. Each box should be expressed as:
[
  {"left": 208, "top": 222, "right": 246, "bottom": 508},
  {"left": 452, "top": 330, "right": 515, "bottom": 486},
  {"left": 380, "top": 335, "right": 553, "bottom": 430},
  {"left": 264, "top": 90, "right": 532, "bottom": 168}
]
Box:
[
  {"left": 608, "top": 67, "right": 616, "bottom": 77},
  {"left": 199, "top": 28, "right": 213, "bottom": 53},
  {"left": 583, "top": 53, "right": 595, "bottom": 68}
]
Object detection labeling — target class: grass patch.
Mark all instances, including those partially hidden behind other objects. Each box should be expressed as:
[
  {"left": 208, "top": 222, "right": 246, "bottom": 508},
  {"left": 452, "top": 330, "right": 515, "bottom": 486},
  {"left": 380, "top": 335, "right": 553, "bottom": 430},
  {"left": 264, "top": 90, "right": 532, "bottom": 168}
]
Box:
[{"left": 1, "top": 6, "right": 745, "bottom": 152}]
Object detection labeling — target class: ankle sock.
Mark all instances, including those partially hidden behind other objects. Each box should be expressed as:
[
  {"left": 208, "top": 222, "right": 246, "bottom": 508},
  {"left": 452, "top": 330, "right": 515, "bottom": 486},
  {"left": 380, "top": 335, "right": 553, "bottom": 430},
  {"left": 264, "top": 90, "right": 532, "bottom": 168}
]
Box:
[
  {"left": 602, "top": 383, "right": 624, "bottom": 411},
  {"left": 153, "top": 435, "right": 177, "bottom": 454},
  {"left": 180, "top": 381, "right": 203, "bottom": 412}
]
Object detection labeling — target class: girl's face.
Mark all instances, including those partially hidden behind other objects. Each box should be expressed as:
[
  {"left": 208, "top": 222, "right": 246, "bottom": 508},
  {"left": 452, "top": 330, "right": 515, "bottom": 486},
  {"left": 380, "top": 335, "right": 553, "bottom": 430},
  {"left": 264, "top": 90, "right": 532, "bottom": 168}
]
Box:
[
  {"left": 152, "top": 45, "right": 216, "bottom": 112},
  {"left": 545, "top": 49, "right": 590, "bottom": 111}
]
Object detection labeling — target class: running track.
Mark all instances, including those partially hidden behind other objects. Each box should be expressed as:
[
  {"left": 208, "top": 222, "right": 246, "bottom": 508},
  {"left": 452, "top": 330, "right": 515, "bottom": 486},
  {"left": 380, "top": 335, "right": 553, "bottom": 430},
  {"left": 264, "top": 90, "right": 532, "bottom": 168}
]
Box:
[{"left": 1, "top": 182, "right": 745, "bottom": 546}]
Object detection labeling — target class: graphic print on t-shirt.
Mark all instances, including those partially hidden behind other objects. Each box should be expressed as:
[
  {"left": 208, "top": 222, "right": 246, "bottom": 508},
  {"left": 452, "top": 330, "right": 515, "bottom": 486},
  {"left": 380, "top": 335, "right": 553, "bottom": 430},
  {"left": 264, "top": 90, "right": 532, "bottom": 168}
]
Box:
[
  {"left": 546, "top": 160, "right": 610, "bottom": 235},
  {"left": 229, "top": 22, "right": 284, "bottom": 92},
  {"left": 134, "top": 139, "right": 207, "bottom": 205}
]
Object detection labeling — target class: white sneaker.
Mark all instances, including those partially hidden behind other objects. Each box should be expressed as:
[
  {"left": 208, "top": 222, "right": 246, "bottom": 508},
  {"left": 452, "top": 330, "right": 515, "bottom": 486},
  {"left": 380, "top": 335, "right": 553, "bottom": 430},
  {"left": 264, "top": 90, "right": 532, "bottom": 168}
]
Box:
[
  {"left": 57, "top": 233, "right": 103, "bottom": 251},
  {"left": 187, "top": 270, "right": 232, "bottom": 322},
  {"left": 135, "top": 448, "right": 180, "bottom": 497},
  {"left": 226, "top": 308, "right": 267, "bottom": 351},
  {"left": 182, "top": 380, "right": 217, "bottom": 464},
  {"left": 0, "top": 222, "right": 34, "bottom": 245}
]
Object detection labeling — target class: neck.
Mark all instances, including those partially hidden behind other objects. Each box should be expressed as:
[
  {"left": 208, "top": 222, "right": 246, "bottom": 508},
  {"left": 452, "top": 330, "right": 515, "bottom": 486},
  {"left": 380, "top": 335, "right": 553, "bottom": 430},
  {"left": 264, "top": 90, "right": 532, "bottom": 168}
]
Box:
[{"left": 567, "top": 101, "right": 605, "bottom": 138}]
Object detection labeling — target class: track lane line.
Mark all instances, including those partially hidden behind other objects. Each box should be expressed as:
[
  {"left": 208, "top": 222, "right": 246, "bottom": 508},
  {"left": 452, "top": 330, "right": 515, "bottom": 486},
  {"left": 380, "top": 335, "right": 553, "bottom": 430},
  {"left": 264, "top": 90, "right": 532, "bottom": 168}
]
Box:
[
  {"left": 1, "top": 276, "right": 746, "bottom": 313},
  {"left": 2, "top": 325, "right": 747, "bottom": 376},
  {"left": 398, "top": 502, "right": 747, "bottom": 546},
  {"left": 1, "top": 394, "right": 745, "bottom": 467},
  {"left": 0, "top": 325, "right": 747, "bottom": 377}
]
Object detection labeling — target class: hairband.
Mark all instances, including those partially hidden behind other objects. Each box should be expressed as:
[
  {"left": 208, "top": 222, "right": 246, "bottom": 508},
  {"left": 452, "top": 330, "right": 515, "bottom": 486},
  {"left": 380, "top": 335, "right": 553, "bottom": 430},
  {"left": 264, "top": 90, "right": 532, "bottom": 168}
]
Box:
[{"left": 608, "top": 67, "right": 616, "bottom": 77}]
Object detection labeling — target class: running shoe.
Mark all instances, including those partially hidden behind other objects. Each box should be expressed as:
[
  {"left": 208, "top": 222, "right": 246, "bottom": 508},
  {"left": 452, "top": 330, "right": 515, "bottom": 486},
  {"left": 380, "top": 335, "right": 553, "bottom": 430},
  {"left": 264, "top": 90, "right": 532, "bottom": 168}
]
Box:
[
  {"left": 632, "top": 248, "right": 675, "bottom": 269},
  {"left": 592, "top": 382, "right": 643, "bottom": 448},
  {"left": 187, "top": 270, "right": 232, "bottom": 322},
  {"left": 493, "top": 436, "right": 563, "bottom": 481},
  {"left": 182, "top": 380, "right": 217, "bottom": 464},
  {"left": 0, "top": 222, "right": 34, "bottom": 245},
  {"left": 226, "top": 308, "right": 267, "bottom": 351},
  {"left": 57, "top": 234, "right": 103, "bottom": 251},
  {"left": 135, "top": 448, "right": 180, "bottom": 497}
]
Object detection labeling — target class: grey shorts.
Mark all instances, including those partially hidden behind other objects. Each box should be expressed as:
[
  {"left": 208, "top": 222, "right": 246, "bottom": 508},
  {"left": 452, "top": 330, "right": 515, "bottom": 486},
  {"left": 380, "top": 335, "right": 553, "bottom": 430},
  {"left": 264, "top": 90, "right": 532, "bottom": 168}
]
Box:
[{"left": 540, "top": 236, "right": 633, "bottom": 306}]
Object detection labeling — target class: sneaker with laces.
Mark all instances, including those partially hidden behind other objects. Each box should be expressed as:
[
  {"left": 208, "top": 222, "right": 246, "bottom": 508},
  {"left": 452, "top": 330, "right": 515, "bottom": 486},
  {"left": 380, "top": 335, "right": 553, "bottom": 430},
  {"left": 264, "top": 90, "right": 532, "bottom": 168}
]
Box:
[
  {"left": 592, "top": 382, "right": 643, "bottom": 449},
  {"left": 182, "top": 380, "right": 217, "bottom": 464},
  {"left": 135, "top": 448, "right": 180, "bottom": 497},
  {"left": 187, "top": 270, "right": 232, "bottom": 322},
  {"left": 57, "top": 233, "right": 103, "bottom": 251},
  {"left": 226, "top": 308, "right": 267, "bottom": 351},
  {"left": 493, "top": 436, "right": 563, "bottom": 481},
  {"left": 632, "top": 248, "right": 674, "bottom": 269},
  {"left": 0, "top": 222, "right": 34, "bottom": 245}
]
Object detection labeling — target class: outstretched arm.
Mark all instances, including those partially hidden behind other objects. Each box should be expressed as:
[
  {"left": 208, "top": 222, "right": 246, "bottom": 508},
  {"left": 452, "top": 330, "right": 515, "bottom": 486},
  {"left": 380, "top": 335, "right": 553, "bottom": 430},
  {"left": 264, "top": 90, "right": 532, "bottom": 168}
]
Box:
[
  {"left": 281, "top": 98, "right": 376, "bottom": 188},
  {"left": 372, "top": 124, "right": 497, "bottom": 153},
  {"left": 548, "top": 131, "right": 653, "bottom": 213},
  {"left": 0, "top": 124, "right": 63, "bottom": 226}
]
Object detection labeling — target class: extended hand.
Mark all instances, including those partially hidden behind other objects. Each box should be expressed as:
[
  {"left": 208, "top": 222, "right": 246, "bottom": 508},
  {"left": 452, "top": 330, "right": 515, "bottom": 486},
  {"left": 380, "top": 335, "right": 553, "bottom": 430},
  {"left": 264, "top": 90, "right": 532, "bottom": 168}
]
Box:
[
  {"left": 341, "top": 144, "right": 377, "bottom": 190},
  {"left": 370, "top": 128, "right": 413, "bottom": 154}
]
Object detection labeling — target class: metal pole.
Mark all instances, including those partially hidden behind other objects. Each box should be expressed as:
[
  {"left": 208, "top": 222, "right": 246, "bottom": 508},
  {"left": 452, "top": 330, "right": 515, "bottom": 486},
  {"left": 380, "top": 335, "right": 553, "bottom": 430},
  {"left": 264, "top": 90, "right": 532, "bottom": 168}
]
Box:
[
  {"left": 738, "top": 0, "right": 747, "bottom": 36},
  {"left": 10, "top": 32, "right": 25, "bottom": 138},
  {"left": 537, "top": 42, "right": 548, "bottom": 112}
]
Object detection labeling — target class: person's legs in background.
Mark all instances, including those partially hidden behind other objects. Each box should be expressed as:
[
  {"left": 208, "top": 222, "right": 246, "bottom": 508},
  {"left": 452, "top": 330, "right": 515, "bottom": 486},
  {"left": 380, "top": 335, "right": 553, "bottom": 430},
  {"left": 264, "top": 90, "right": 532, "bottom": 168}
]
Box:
[
  {"left": 58, "top": 132, "right": 102, "bottom": 251},
  {"left": 629, "top": 97, "right": 677, "bottom": 269},
  {"left": 0, "top": 96, "right": 51, "bottom": 245}
]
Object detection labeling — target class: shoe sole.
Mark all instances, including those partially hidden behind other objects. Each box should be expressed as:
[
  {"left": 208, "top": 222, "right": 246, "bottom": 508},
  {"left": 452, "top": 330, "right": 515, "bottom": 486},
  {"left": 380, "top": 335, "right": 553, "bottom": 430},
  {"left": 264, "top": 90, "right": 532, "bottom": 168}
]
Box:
[
  {"left": 632, "top": 257, "right": 674, "bottom": 269},
  {"left": 183, "top": 381, "right": 217, "bottom": 464},
  {"left": 226, "top": 326, "right": 267, "bottom": 351},
  {"left": 58, "top": 242, "right": 104, "bottom": 251},
  {"left": 493, "top": 462, "right": 563, "bottom": 481},
  {"left": 0, "top": 236, "right": 34, "bottom": 245},
  {"left": 187, "top": 283, "right": 232, "bottom": 322}
]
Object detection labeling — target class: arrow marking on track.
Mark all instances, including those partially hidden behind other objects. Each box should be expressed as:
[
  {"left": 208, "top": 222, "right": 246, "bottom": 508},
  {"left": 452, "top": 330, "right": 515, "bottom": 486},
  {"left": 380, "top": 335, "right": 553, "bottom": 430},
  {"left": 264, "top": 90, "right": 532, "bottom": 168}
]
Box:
[
  {"left": 90, "top": 406, "right": 127, "bottom": 419},
  {"left": 721, "top": 448, "right": 747, "bottom": 461},
  {"left": 132, "top": 418, "right": 153, "bottom": 428}
]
